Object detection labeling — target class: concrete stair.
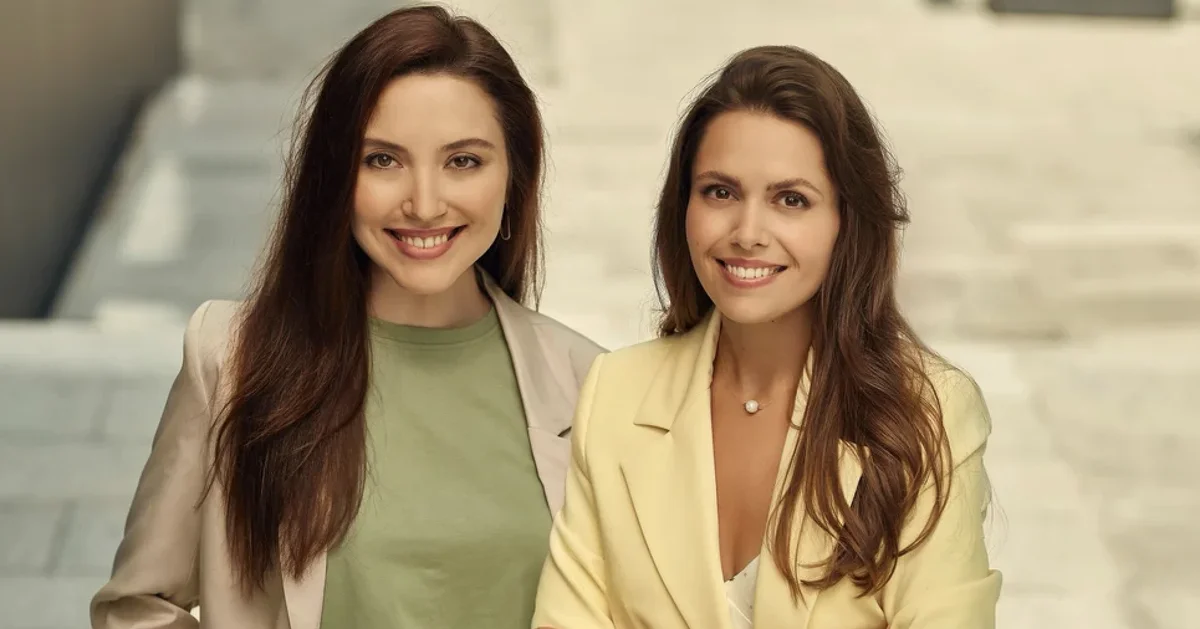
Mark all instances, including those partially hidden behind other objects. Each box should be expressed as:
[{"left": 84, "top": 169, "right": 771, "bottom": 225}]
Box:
[{"left": 901, "top": 220, "right": 1200, "bottom": 340}]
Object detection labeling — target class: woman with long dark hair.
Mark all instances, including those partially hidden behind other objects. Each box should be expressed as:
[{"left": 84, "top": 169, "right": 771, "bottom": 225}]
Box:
[
  {"left": 533, "top": 45, "right": 999, "bottom": 629},
  {"left": 91, "top": 6, "right": 602, "bottom": 629}
]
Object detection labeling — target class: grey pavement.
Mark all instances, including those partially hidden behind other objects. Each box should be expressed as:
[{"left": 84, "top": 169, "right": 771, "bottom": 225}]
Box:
[{"left": 3, "top": 1, "right": 1200, "bottom": 627}]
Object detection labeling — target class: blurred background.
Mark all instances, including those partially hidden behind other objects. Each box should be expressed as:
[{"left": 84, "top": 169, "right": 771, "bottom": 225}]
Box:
[{"left": 1, "top": 0, "right": 1198, "bottom": 627}]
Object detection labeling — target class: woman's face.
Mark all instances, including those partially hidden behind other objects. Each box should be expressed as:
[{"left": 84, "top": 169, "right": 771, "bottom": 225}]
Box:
[
  {"left": 352, "top": 72, "right": 509, "bottom": 298},
  {"left": 685, "top": 110, "right": 841, "bottom": 326}
]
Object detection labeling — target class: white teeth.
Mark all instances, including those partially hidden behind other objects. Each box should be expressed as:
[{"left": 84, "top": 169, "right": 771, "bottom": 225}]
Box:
[
  {"left": 399, "top": 232, "right": 450, "bottom": 249},
  {"left": 726, "top": 265, "right": 780, "bottom": 280}
]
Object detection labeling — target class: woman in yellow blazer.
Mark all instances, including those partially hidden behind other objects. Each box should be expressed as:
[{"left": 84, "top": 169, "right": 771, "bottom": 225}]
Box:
[{"left": 533, "top": 45, "right": 1001, "bottom": 629}]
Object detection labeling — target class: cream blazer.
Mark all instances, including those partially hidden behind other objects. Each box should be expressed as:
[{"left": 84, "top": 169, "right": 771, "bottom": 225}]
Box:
[
  {"left": 533, "top": 312, "right": 1001, "bottom": 629},
  {"left": 90, "top": 273, "right": 604, "bottom": 629}
]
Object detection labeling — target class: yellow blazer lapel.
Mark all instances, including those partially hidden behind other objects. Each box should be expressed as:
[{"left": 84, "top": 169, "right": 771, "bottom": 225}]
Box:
[
  {"left": 754, "top": 402, "right": 864, "bottom": 629},
  {"left": 620, "top": 313, "right": 729, "bottom": 629}
]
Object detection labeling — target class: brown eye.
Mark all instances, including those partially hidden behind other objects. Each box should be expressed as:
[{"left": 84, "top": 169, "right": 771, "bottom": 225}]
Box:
[
  {"left": 704, "top": 185, "right": 734, "bottom": 201},
  {"left": 781, "top": 192, "right": 808, "bottom": 208},
  {"left": 366, "top": 153, "right": 396, "bottom": 169},
  {"left": 449, "top": 155, "right": 481, "bottom": 169}
]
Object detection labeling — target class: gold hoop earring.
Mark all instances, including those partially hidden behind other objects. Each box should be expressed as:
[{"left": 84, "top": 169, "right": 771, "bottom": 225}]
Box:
[{"left": 500, "top": 215, "right": 512, "bottom": 241}]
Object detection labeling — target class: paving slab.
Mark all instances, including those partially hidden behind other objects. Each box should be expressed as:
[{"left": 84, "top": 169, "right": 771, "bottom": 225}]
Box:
[{"left": 0, "top": 502, "right": 68, "bottom": 576}]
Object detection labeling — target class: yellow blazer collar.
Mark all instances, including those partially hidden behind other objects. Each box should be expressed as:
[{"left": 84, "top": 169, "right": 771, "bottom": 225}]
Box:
[
  {"left": 630, "top": 310, "right": 722, "bottom": 431},
  {"left": 622, "top": 310, "right": 862, "bottom": 629},
  {"left": 632, "top": 311, "right": 815, "bottom": 430}
]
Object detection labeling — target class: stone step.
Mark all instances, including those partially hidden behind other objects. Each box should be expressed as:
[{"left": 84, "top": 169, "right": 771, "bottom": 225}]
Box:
[
  {"left": 182, "top": 0, "right": 403, "bottom": 80},
  {"left": 132, "top": 76, "right": 301, "bottom": 164},
  {"left": 0, "top": 321, "right": 184, "bottom": 376},
  {"left": 1011, "top": 221, "right": 1200, "bottom": 285},
  {"left": 901, "top": 219, "right": 1200, "bottom": 338},
  {"left": 53, "top": 77, "right": 291, "bottom": 320},
  {"left": 1009, "top": 221, "right": 1200, "bottom": 334},
  {"left": 898, "top": 255, "right": 1065, "bottom": 340},
  {"left": 1051, "top": 275, "right": 1200, "bottom": 334},
  {"left": 0, "top": 323, "right": 185, "bottom": 628}
]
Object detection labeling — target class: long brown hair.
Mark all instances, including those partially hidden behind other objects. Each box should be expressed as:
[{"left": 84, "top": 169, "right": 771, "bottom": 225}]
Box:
[
  {"left": 206, "top": 5, "right": 546, "bottom": 592},
  {"left": 654, "top": 45, "right": 949, "bottom": 595}
]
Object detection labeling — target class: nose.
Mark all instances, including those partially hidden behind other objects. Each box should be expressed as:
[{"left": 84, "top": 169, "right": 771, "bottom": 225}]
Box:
[
  {"left": 731, "top": 201, "right": 768, "bottom": 251},
  {"left": 402, "top": 169, "right": 447, "bottom": 222}
]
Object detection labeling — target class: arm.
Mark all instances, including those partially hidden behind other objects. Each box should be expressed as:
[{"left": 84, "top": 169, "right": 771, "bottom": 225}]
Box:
[
  {"left": 882, "top": 369, "right": 1002, "bottom": 629},
  {"left": 90, "top": 302, "right": 219, "bottom": 629},
  {"left": 532, "top": 353, "right": 616, "bottom": 629}
]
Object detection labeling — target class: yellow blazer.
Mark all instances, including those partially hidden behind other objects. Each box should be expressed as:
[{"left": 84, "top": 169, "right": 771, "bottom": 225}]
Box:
[{"left": 533, "top": 312, "right": 1001, "bottom": 629}]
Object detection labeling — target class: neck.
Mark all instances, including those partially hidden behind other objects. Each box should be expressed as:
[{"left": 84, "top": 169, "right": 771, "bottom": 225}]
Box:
[
  {"left": 713, "top": 306, "right": 813, "bottom": 399},
  {"left": 367, "top": 266, "right": 491, "bottom": 328}
]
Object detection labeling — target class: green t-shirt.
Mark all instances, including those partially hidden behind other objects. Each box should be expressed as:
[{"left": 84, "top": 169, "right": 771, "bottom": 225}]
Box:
[{"left": 320, "top": 307, "right": 552, "bottom": 628}]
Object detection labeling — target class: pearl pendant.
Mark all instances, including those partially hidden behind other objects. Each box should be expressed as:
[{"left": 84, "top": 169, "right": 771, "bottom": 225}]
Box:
[{"left": 744, "top": 400, "right": 760, "bottom": 414}]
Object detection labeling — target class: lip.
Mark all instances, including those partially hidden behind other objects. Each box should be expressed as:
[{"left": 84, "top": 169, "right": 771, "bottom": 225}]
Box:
[
  {"left": 717, "top": 258, "right": 786, "bottom": 289},
  {"left": 386, "top": 226, "right": 463, "bottom": 260}
]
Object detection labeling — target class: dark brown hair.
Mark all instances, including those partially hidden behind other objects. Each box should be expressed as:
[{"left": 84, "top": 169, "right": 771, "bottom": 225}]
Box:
[
  {"left": 205, "top": 4, "right": 545, "bottom": 591},
  {"left": 653, "top": 45, "right": 949, "bottom": 595}
]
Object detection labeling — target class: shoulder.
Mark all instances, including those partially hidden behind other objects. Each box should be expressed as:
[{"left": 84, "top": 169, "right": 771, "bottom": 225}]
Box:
[
  {"left": 590, "top": 332, "right": 688, "bottom": 385},
  {"left": 577, "top": 327, "right": 703, "bottom": 419},
  {"left": 919, "top": 350, "right": 992, "bottom": 464},
  {"left": 185, "top": 299, "right": 240, "bottom": 355},
  {"left": 182, "top": 299, "right": 242, "bottom": 400},
  {"left": 520, "top": 308, "right": 607, "bottom": 380}
]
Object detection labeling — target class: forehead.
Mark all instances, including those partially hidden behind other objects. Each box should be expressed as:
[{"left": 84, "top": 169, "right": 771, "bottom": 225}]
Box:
[
  {"left": 693, "top": 110, "right": 831, "bottom": 189},
  {"left": 365, "top": 73, "right": 504, "bottom": 146}
]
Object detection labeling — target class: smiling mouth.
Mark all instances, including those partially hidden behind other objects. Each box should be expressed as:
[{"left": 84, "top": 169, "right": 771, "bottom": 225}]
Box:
[
  {"left": 386, "top": 226, "right": 464, "bottom": 249},
  {"left": 385, "top": 226, "right": 465, "bottom": 259},
  {"left": 718, "top": 259, "right": 787, "bottom": 280}
]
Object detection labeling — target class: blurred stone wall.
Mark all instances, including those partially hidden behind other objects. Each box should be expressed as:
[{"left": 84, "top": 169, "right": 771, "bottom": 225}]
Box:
[{"left": 0, "top": 1, "right": 181, "bottom": 318}]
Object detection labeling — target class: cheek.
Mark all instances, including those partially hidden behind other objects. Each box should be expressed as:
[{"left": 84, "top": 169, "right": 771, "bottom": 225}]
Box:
[
  {"left": 353, "top": 173, "right": 400, "bottom": 224},
  {"left": 684, "top": 202, "right": 720, "bottom": 256},
  {"left": 447, "top": 166, "right": 509, "bottom": 223},
  {"left": 790, "top": 212, "right": 840, "bottom": 273}
]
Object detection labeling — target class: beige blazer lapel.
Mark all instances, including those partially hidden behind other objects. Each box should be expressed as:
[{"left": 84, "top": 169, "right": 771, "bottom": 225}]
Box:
[
  {"left": 482, "top": 272, "right": 583, "bottom": 515},
  {"left": 281, "top": 558, "right": 326, "bottom": 629},
  {"left": 620, "top": 313, "right": 730, "bottom": 629},
  {"left": 201, "top": 500, "right": 322, "bottom": 629},
  {"left": 192, "top": 319, "right": 321, "bottom": 629}
]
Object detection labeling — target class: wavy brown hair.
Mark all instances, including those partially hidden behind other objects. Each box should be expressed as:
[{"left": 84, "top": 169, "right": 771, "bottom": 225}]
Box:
[
  {"left": 653, "top": 45, "right": 949, "bottom": 595},
  {"left": 204, "top": 5, "right": 546, "bottom": 592}
]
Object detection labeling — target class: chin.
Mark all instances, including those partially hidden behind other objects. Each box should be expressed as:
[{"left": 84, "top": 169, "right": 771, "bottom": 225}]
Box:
[
  {"left": 713, "top": 301, "right": 791, "bottom": 326},
  {"left": 382, "top": 264, "right": 470, "bottom": 296},
  {"left": 708, "top": 286, "right": 815, "bottom": 328}
]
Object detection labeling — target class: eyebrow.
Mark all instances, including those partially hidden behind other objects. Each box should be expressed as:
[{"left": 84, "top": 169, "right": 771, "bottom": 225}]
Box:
[
  {"left": 695, "top": 169, "right": 825, "bottom": 199},
  {"left": 362, "top": 137, "right": 497, "bottom": 153}
]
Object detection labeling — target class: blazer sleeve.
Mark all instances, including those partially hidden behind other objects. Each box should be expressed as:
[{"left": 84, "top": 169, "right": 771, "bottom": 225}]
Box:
[
  {"left": 90, "top": 301, "right": 220, "bottom": 629},
  {"left": 881, "top": 367, "right": 1003, "bottom": 629},
  {"left": 532, "top": 353, "right": 616, "bottom": 629}
]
